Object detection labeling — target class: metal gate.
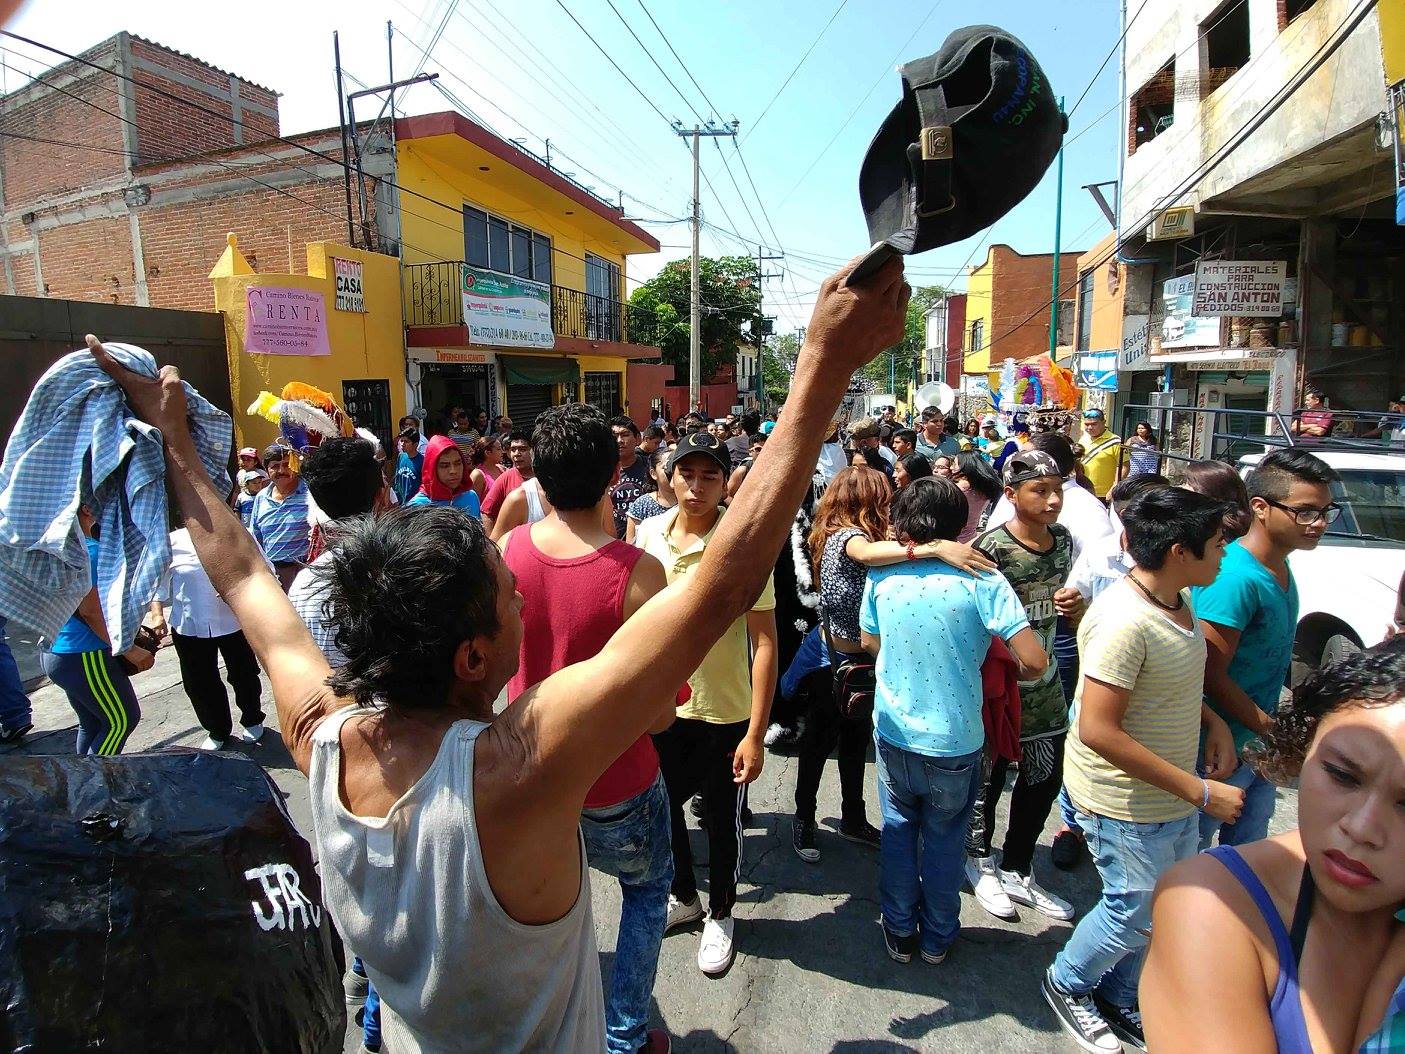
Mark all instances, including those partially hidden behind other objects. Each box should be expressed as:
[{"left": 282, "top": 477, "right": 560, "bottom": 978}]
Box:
[
  {"left": 343, "top": 379, "right": 393, "bottom": 453},
  {"left": 506, "top": 383, "right": 553, "bottom": 428},
  {"left": 583, "top": 371, "right": 621, "bottom": 417}
]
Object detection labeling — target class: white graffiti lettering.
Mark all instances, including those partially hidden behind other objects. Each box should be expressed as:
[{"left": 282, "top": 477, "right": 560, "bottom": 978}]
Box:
[{"left": 244, "top": 862, "right": 323, "bottom": 932}]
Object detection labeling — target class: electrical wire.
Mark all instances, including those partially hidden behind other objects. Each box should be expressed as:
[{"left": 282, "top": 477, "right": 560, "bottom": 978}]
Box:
[
  {"left": 548, "top": 0, "right": 673, "bottom": 124},
  {"left": 744, "top": 0, "right": 851, "bottom": 143}
]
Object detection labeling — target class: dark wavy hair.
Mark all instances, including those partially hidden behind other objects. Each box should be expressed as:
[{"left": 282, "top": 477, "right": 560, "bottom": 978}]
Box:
[
  {"left": 534, "top": 404, "right": 617, "bottom": 510},
  {"left": 1248, "top": 636, "right": 1405, "bottom": 783},
  {"left": 322, "top": 505, "right": 503, "bottom": 710}
]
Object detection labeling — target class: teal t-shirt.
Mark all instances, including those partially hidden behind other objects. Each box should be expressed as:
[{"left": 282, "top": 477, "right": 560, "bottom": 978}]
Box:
[
  {"left": 860, "top": 562, "right": 1029, "bottom": 758},
  {"left": 1191, "top": 540, "right": 1298, "bottom": 752},
  {"left": 50, "top": 537, "right": 106, "bottom": 654}
]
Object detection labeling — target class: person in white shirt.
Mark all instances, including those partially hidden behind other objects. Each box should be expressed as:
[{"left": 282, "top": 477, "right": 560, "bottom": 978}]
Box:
[
  {"left": 1067, "top": 474, "right": 1169, "bottom": 606},
  {"left": 984, "top": 433, "right": 1114, "bottom": 561},
  {"left": 162, "top": 526, "right": 267, "bottom": 751}
]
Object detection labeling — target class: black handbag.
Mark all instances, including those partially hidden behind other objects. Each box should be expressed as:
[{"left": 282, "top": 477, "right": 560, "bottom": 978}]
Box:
[{"left": 821, "top": 602, "right": 876, "bottom": 720}]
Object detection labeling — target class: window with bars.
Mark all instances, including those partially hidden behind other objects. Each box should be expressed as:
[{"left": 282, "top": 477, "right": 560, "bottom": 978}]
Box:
[{"left": 463, "top": 205, "right": 553, "bottom": 285}]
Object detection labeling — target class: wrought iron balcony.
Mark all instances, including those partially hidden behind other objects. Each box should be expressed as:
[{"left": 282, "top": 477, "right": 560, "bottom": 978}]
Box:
[{"left": 404, "top": 261, "right": 664, "bottom": 348}]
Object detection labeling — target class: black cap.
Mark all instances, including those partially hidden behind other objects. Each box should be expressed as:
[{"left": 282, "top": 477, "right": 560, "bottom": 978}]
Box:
[
  {"left": 665, "top": 431, "right": 731, "bottom": 476},
  {"left": 851, "top": 26, "right": 1065, "bottom": 283}
]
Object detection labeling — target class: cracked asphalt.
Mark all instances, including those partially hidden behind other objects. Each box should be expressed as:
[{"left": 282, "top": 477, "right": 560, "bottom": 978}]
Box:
[{"left": 7, "top": 646, "right": 1299, "bottom": 1053}]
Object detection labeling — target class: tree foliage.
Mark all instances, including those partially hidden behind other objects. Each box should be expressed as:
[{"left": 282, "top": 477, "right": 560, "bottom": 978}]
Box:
[
  {"left": 629, "top": 256, "right": 762, "bottom": 386},
  {"left": 851, "top": 283, "right": 949, "bottom": 392},
  {"left": 760, "top": 331, "right": 800, "bottom": 404}
]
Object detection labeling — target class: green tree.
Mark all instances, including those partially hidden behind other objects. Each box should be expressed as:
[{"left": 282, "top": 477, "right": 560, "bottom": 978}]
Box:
[
  {"left": 629, "top": 256, "right": 762, "bottom": 387},
  {"left": 760, "top": 331, "right": 800, "bottom": 405}
]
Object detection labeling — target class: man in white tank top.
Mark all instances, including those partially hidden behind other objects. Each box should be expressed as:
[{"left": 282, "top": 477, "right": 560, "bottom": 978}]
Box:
[{"left": 80, "top": 254, "right": 911, "bottom": 1053}]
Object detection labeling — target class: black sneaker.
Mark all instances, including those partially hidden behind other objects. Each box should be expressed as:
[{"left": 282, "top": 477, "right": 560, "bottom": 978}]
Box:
[
  {"left": 838, "top": 818, "right": 881, "bottom": 850},
  {"left": 1093, "top": 993, "right": 1146, "bottom": 1050},
  {"left": 792, "top": 818, "right": 820, "bottom": 862},
  {"left": 689, "top": 794, "right": 704, "bottom": 821},
  {"left": 0, "top": 721, "right": 31, "bottom": 746},
  {"left": 881, "top": 921, "right": 918, "bottom": 964},
  {"left": 1042, "top": 968, "right": 1122, "bottom": 1052},
  {"left": 1051, "top": 827, "right": 1085, "bottom": 870}
]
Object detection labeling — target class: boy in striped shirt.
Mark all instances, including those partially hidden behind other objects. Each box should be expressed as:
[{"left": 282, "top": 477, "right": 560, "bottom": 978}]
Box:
[{"left": 1043, "top": 486, "right": 1245, "bottom": 1053}]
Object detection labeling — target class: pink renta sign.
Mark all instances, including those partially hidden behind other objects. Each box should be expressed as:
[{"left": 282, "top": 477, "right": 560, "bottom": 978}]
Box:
[{"left": 245, "top": 286, "right": 331, "bottom": 357}]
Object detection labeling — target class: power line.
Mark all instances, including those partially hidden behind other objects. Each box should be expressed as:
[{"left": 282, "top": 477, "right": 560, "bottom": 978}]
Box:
[
  {"left": 600, "top": 0, "right": 705, "bottom": 124},
  {"left": 632, "top": 0, "right": 726, "bottom": 120},
  {"left": 744, "top": 0, "right": 851, "bottom": 143},
  {"left": 549, "top": 0, "right": 673, "bottom": 124},
  {"left": 1067, "top": 0, "right": 1151, "bottom": 118}
]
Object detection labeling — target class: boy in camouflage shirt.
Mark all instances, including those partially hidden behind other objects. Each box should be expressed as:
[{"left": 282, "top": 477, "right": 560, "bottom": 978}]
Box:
[{"left": 965, "top": 450, "right": 1084, "bottom": 922}]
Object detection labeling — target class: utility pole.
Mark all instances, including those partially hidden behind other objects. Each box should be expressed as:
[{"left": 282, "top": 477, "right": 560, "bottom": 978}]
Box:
[
  {"left": 755, "top": 244, "right": 783, "bottom": 413},
  {"left": 1048, "top": 96, "right": 1066, "bottom": 357},
  {"left": 674, "top": 120, "right": 739, "bottom": 411},
  {"left": 333, "top": 32, "right": 355, "bottom": 247}
]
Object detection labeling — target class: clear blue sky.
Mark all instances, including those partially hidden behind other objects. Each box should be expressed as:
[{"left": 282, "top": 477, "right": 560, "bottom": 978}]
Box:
[{"left": 5, "top": 0, "right": 1126, "bottom": 331}]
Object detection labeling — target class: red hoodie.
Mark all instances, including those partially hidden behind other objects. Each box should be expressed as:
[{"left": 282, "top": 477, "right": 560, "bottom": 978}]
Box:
[{"left": 411, "top": 435, "right": 481, "bottom": 514}]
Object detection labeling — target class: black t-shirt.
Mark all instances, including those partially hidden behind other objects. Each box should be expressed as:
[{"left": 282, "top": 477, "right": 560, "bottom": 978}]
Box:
[{"left": 611, "top": 454, "right": 654, "bottom": 538}]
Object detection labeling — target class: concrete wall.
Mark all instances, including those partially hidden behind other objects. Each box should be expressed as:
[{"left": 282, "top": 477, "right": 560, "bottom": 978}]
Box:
[
  {"left": 210, "top": 237, "right": 406, "bottom": 451},
  {"left": 1121, "top": 0, "right": 1387, "bottom": 235}
]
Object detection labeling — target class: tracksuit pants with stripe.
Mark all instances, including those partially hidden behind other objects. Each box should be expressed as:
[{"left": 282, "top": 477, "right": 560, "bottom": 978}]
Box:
[
  {"left": 654, "top": 716, "right": 749, "bottom": 920},
  {"left": 41, "top": 649, "right": 140, "bottom": 756}
]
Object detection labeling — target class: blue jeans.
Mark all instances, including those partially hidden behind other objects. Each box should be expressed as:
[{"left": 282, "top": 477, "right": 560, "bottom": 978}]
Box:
[
  {"left": 1198, "top": 760, "right": 1277, "bottom": 849},
  {"left": 1050, "top": 790, "right": 1199, "bottom": 1006},
  {"left": 874, "top": 737, "right": 983, "bottom": 958},
  {"left": 351, "top": 957, "right": 381, "bottom": 1051},
  {"left": 581, "top": 772, "right": 673, "bottom": 1054},
  {"left": 0, "top": 618, "right": 30, "bottom": 730}
]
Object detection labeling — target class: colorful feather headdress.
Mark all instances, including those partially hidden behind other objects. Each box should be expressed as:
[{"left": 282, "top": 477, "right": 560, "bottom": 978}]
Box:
[{"left": 246, "top": 381, "right": 354, "bottom": 468}]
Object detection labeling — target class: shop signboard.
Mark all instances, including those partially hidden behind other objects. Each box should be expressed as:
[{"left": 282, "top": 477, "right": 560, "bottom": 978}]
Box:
[
  {"left": 1120, "top": 314, "right": 1155, "bottom": 371},
  {"left": 245, "top": 286, "right": 330, "bottom": 357},
  {"left": 333, "top": 258, "right": 365, "bottom": 312},
  {"left": 460, "top": 264, "right": 554, "bottom": 350},
  {"left": 1160, "top": 274, "right": 1221, "bottom": 349},
  {"left": 1192, "top": 260, "right": 1287, "bottom": 317},
  {"left": 1076, "top": 350, "right": 1119, "bottom": 391}
]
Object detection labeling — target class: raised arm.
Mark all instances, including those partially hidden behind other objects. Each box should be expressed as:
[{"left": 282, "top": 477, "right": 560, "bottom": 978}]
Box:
[
  {"left": 844, "top": 534, "right": 996, "bottom": 574},
  {"left": 85, "top": 336, "right": 339, "bottom": 774},
  {"left": 501, "top": 257, "right": 910, "bottom": 807}
]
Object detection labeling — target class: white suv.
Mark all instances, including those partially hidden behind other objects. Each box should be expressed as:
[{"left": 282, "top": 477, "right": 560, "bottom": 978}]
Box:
[{"left": 1237, "top": 449, "right": 1405, "bottom": 675}]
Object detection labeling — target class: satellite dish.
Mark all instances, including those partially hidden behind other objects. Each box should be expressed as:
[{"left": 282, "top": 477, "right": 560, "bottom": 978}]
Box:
[{"left": 915, "top": 381, "right": 955, "bottom": 416}]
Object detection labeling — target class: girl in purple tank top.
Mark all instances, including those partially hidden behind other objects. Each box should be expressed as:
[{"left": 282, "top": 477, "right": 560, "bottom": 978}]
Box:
[{"left": 1141, "top": 637, "right": 1405, "bottom": 1052}]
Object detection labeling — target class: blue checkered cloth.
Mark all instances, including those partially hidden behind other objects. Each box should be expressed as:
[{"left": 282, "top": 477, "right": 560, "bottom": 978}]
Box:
[{"left": 0, "top": 343, "right": 232, "bottom": 654}]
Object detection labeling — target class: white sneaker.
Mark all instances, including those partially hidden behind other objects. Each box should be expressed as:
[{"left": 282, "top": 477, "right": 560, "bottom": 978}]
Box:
[
  {"left": 697, "top": 915, "right": 735, "bottom": 975},
  {"left": 762, "top": 722, "right": 786, "bottom": 747},
  {"left": 197, "top": 735, "right": 227, "bottom": 751},
  {"left": 965, "top": 855, "right": 1017, "bottom": 919},
  {"left": 665, "top": 893, "right": 704, "bottom": 933},
  {"left": 236, "top": 722, "right": 265, "bottom": 743},
  {"left": 1000, "top": 867, "right": 1075, "bottom": 920}
]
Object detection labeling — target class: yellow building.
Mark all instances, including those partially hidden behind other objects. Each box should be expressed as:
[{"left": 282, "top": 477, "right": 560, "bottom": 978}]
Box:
[
  {"left": 210, "top": 235, "right": 407, "bottom": 451},
  {"left": 394, "top": 111, "right": 661, "bottom": 426},
  {"left": 960, "top": 245, "right": 1083, "bottom": 375}
]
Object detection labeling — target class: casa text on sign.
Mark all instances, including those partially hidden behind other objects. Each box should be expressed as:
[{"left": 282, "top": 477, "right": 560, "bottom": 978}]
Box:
[{"left": 334, "top": 257, "right": 365, "bottom": 313}]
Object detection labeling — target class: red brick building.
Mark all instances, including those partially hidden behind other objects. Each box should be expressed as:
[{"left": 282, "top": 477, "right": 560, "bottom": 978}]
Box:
[{"left": 0, "top": 33, "right": 382, "bottom": 311}]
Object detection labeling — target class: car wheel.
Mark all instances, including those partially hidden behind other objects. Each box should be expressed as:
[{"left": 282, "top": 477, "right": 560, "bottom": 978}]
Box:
[{"left": 1320, "top": 632, "right": 1361, "bottom": 669}]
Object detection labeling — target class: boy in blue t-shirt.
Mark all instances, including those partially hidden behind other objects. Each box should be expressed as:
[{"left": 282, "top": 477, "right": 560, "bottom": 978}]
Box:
[
  {"left": 1192, "top": 448, "right": 1337, "bottom": 847},
  {"left": 858, "top": 476, "right": 1045, "bottom": 967}
]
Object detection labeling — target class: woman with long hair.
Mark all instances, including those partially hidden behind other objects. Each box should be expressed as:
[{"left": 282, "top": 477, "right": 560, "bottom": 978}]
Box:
[
  {"left": 953, "top": 451, "right": 1003, "bottom": 544},
  {"left": 1142, "top": 637, "right": 1405, "bottom": 1052},
  {"left": 1182, "top": 458, "right": 1253, "bottom": 541},
  {"left": 893, "top": 452, "right": 932, "bottom": 491},
  {"left": 1125, "top": 421, "right": 1161, "bottom": 479},
  {"left": 467, "top": 434, "right": 505, "bottom": 504},
  {"left": 792, "top": 465, "right": 996, "bottom": 863},
  {"left": 965, "top": 418, "right": 982, "bottom": 440}
]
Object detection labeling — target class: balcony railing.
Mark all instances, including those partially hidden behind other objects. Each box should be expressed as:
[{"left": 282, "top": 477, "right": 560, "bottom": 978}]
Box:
[{"left": 405, "top": 261, "right": 664, "bottom": 348}]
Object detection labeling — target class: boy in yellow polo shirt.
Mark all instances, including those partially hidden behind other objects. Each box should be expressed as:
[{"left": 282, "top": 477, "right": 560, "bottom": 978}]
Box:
[{"left": 633, "top": 431, "right": 778, "bottom": 978}]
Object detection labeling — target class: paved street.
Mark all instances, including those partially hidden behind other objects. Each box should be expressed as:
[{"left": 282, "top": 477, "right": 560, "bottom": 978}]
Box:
[{"left": 4, "top": 645, "right": 1299, "bottom": 1052}]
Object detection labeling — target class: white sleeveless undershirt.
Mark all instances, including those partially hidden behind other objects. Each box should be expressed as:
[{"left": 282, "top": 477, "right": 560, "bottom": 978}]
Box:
[{"left": 307, "top": 709, "right": 604, "bottom": 1053}]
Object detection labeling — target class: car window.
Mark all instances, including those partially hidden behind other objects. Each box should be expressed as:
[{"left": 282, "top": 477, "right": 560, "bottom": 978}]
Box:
[{"left": 1329, "top": 470, "right": 1405, "bottom": 543}]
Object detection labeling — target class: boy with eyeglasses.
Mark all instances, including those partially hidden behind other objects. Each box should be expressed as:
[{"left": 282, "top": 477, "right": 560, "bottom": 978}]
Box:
[{"left": 1191, "top": 448, "right": 1339, "bottom": 848}]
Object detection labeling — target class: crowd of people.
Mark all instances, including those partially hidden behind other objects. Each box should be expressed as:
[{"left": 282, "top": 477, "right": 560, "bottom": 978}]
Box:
[{"left": 6, "top": 252, "right": 1402, "bottom": 1054}]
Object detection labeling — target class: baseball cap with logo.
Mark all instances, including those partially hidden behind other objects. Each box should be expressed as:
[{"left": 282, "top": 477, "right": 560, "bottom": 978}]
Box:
[
  {"left": 1002, "top": 449, "right": 1063, "bottom": 487},
  {"left": 665, "top": 431, "right": 732, "bottom": 476},
  {"left": 851, "top": 26, "right": 1065, "bottom": 284}
]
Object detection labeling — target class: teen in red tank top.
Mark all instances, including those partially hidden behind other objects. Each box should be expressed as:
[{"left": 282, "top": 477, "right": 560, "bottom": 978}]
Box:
[{"left": 504, "top": 524, "right": 658, "bottom": 808}]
